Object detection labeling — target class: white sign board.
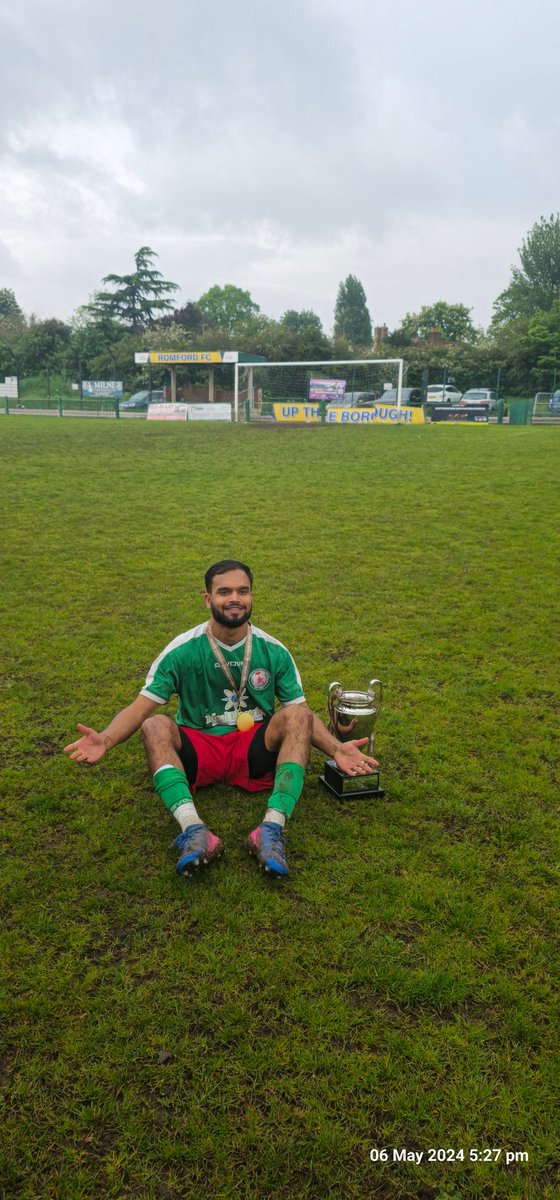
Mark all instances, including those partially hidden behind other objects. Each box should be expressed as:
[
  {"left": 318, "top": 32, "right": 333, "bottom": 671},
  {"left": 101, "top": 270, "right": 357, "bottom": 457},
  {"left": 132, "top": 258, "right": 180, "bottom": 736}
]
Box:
[
  {"left": 147, "top": 402, "right": 188, "bottom": 421},
  {"left": 82, "top": 380, "right": 123, "bottom": 398},
  {"left": 187, "top": 403, "right": 231, "bottom": 421},
  {"left": 0, "top": 376, "right": 18, "bottom": 398}
]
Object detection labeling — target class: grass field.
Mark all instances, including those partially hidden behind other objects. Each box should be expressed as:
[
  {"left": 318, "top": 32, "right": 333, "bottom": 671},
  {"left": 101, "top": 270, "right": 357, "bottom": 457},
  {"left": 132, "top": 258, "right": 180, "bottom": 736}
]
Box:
[{"left": 1, "top": 418, "right": 558, "bottom": 1200}]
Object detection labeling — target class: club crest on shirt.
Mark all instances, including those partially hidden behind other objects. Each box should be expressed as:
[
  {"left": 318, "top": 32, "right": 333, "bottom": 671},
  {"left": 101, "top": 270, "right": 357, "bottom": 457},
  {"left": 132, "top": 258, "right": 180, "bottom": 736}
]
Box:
[{"left": 249, "top": 668, "right": 270, "bottom": 690}]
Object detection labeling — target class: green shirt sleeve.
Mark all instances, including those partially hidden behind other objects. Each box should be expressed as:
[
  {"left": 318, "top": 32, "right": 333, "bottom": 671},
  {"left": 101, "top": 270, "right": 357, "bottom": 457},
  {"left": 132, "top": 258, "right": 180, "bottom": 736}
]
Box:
[
  {"left": 141, "top": 647, "right": 179, "bottom": 704},
  {"left": 274, "top": 646, "right": 305, "bottom": 706}
]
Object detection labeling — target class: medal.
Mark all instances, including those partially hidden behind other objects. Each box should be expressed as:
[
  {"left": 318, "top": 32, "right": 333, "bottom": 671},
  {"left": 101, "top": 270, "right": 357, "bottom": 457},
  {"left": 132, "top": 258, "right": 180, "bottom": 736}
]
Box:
[
  {"left": 236, "top": 711, "right": 255, "bottom": 732},
  {"left": 206, "top": 622, "right": 255, "bottom": 729}
]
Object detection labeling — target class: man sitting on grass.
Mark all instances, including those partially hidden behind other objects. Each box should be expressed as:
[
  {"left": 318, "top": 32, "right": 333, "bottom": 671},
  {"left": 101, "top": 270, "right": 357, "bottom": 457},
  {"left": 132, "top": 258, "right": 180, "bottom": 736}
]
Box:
[{"left": 64, "top": 559, "right": 377, "bottom": 878}]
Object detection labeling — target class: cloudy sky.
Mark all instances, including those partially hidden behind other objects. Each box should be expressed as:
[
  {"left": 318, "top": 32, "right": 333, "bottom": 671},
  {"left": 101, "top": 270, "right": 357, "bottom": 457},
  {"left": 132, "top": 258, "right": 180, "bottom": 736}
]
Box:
[{"left": 1, "top": 0, "right": 559, "bottom": 333}]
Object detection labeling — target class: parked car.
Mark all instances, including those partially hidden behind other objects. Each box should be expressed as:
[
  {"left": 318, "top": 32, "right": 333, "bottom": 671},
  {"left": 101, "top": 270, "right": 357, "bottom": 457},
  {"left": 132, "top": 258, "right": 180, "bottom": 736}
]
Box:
[
  {"left": 426, "top": 383, "right": 463, "bottom": 403},
  {"left": 460, "top": 388, "right": 503, "bottom": 414},
  {"left": 548, "top": 390, "right": 560, "bottom": 414},
  {"left": 376, "top": 387, "right": 423, "bottom": 407},
  {"left": 326, "top": 391, "right": 378, "bottom": 409},
  {"left": 327, "top": 388, "right": 422, "bottom": 410},
  {"left": 120, "top": 389, "right": 164, "bottom": 410}
]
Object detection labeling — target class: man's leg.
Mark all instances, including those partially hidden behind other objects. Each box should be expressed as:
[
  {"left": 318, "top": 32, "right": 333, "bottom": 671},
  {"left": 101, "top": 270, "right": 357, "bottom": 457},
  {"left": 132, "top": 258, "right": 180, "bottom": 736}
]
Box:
[
  {"left": 141, "top": 715, "right": 224, "bottom": 875},
  {"left": 246, "top": 705, "right": 313, "bottom": 876}
]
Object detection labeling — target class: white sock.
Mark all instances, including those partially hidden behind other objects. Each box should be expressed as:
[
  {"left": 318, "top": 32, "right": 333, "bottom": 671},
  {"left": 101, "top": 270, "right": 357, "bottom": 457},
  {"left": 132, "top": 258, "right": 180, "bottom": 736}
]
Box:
[
  {"left": 264, "top": 808, "right": 286, "bottom": 828},
  {"left": 174, "top": 802, "right": 203, "bottom": 832}
]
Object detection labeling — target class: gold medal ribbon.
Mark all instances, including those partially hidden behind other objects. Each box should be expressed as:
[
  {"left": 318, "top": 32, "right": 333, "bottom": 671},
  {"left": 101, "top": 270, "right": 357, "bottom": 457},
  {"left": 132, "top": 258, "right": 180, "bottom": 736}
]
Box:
[{"left": 206, "top": 622, "right": 254, "bottom": 730}]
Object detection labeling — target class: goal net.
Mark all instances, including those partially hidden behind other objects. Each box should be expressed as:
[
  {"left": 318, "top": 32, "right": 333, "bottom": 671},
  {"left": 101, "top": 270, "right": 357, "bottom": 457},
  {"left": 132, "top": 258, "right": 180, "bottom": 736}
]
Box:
[{"left": 234, "top": 359, "right": 404, "bottom": 422}]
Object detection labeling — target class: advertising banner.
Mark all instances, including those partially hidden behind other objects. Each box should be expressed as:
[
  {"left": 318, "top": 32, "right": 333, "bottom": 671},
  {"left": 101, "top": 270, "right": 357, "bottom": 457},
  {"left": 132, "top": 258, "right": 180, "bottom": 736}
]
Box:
[
  {"left": 430, "top": 405, "right": 489, "bottom": 423},
  {"left": 82, "top": 380, "right": 123, "bottom": 398},
  {"left": 272, "top": 403, "right": 425, "bottom": 425},
  {"left": 187, "top": 404, "right": 231, "bottom": 421},
  {"left": 327, "top": 405, "right": 425, "bottom": 425},
  {"left": 272, "top": 403, "right": 323, "bottom": 423},
  {"left": 147, "top": 403, "right": 188, "bottom": 421},
  {"left": 308, "top": 378, "right": 346, "bottom": 402}
]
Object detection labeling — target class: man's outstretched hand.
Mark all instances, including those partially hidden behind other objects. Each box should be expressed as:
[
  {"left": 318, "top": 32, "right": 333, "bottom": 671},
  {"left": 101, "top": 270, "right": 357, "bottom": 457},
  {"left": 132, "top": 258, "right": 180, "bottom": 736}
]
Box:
[
  {"left": 333, "top": 737, "right": 379, "bottom": 777},
  {"left": 63, "top": 724, "right": 108, "bottom": 764}
]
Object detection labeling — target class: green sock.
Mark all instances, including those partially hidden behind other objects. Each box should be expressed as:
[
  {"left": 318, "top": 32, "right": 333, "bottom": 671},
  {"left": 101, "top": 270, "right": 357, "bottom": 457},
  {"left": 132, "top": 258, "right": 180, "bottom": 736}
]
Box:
[
  {"left": 267, "top": 761, "right": 305, "bottom": 819},
  {"left": 153, "top": 765, "right": 192, "bottom": 815}
]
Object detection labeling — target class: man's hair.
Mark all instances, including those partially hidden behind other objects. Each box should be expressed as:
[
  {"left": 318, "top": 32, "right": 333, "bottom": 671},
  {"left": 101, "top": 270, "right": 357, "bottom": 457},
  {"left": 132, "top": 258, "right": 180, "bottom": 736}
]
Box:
[{"left": 205, "top": 560, "right": 253, "bottom": 592}]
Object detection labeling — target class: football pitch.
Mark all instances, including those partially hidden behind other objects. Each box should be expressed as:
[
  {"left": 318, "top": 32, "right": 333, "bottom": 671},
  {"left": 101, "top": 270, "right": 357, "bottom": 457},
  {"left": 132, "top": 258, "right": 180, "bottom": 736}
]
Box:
[{"left": 1, "top": 418, "right": 558, "bottom": 1200}]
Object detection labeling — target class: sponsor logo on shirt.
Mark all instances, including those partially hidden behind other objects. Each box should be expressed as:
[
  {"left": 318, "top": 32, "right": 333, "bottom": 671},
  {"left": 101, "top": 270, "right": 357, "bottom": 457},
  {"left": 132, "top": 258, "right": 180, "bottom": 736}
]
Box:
[{"left": 205, "top": 706, "right": 264, "bottom": 727}]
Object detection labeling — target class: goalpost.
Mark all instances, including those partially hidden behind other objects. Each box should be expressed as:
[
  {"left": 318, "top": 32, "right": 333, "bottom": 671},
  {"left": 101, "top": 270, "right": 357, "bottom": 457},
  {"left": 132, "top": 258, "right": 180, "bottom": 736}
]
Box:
[{"left": 233, "top": 358, "right": 404, "bottom": 422}]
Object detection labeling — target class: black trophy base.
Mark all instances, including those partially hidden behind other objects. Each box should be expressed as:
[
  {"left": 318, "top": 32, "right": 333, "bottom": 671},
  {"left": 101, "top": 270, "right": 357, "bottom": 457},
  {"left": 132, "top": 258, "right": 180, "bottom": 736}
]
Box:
[{"left": 319, "top": 758, "right": 385, "bottom": 800}]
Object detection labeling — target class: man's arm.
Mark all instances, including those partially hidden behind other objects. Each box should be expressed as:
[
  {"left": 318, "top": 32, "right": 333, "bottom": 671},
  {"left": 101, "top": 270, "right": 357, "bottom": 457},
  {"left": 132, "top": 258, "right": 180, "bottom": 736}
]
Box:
[
  {"left": 63, "top": 694, "right": 160, "bottom": 764},
  {"left": 303, "top": 705, "right": 379, "bottom": 776}
]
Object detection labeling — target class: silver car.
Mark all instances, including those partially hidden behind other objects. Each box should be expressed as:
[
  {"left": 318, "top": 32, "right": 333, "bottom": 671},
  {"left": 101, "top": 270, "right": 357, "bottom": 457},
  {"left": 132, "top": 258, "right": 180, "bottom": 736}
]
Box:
[
  {"left": 326, "top": 391, "right": 378, "bottom": 409},
  {"left": 460, "top": 388, "right": 501, "bottom": 414},
  {"left": 426, "top": 383, "right": 463, "bottom": 403}
]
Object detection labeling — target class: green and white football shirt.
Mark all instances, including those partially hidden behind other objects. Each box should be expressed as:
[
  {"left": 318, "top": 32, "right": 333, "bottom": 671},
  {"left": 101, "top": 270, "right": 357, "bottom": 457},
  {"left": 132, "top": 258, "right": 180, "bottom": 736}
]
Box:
[{"left": 141, "top": 622, "right": 305, "bottom": 735}]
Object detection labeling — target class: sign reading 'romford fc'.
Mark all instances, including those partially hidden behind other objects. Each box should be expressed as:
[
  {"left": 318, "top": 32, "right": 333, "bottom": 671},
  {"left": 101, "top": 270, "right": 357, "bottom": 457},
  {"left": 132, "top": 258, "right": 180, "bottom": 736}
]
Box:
[{"left": 135, "top": 351, "right": 241, "bottom": 365}]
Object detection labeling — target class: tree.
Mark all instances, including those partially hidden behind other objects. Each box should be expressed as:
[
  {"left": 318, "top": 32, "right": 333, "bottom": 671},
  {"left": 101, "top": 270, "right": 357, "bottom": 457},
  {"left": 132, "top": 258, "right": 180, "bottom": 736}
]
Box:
[
  {"left": 525, "top": 301, "right": 560, "bottom": 390},
  {"left": 197, "top": 285, "right": 260, "bottom": 333},
  {"left": 526, "top": 302, "right": 560, "bottom": 365},
  {"left": 0, "top": 290, "right": 26, "bottom": 361},
  {"left": 18, "top": 318, "right": 71, "bottom": 373},
  {"left": 161, "top": 302, "right": 206, "bottom": 332},
  {"left": 67, "top": 304, "right": 126, "bottom": 379},
  {"left": 393, "top": 301, "right": 479, "bottom": 344},
  {"left": 0, "top": 288, "right": 24, "bottom": 325},
  {"left": 275, "top": 309, "right": 330, "bottom": 359},
  {"left": 280, "top": 309, "right": 324, "bottom": 335},
  {"left": 492, "top": 214, "right": 560, "bottom": 324},
  {"left": 88, "top": 247, "right": 180, "bottom": 331},
  {"left": 333, "top": 276, "right": 372, "bottom": 344}
]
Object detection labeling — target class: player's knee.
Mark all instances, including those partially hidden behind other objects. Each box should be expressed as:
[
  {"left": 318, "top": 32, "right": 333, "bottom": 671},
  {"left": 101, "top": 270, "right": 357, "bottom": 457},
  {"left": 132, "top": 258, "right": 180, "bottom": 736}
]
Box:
[
  {"left": 140, "top": 714, "right": 174, "bottom": 747},
  {"left": 284, "top": 704, "right": 313, "bottom": 735}
]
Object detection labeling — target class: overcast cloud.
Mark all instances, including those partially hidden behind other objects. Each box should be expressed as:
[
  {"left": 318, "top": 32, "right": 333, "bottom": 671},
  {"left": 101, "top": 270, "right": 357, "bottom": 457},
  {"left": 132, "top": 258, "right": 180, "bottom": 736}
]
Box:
[{"left": 1, "top": 0, "right": 559, "bottom": 332}]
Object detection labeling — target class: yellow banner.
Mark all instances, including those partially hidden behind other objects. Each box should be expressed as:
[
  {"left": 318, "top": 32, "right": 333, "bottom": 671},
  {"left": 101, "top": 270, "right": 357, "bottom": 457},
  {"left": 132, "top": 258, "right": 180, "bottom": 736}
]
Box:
[
  {"left": 272, "top": 403, "right": 323, "bottom": 422},
  {"left": 148, "top": 351, "right": 226, "bottom": 364},
  {"left": 272, "top": 403, "right": 425, "bottom": 425}
]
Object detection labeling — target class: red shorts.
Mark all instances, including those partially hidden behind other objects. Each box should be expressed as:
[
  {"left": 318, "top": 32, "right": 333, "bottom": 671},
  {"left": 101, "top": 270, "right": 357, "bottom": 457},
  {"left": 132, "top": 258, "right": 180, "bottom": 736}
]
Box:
[{"left": 178, "top": 720, "right": 276, "bottom": 792}]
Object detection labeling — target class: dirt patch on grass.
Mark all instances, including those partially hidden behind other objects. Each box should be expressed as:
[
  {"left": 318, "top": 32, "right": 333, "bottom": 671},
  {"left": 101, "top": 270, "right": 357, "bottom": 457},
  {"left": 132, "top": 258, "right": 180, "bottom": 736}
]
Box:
[
  {"left": 326, "top": 643, "right": 354, "bottom": 662},
  {"left": 33, "top": 735, "right": 61, "bottom": 758}
]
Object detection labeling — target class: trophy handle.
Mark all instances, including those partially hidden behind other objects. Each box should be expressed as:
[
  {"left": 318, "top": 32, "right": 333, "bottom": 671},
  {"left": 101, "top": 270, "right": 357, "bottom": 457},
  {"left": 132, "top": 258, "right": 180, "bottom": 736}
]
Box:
[
  {"left": 327, "top": 681, "right": 343, "bottom": 734},
  {"left": 368, "top": 679, "right": 384, "bottom": 714},
  {"left": 367, "top": 679, "right": 383, "bottom": 756}
]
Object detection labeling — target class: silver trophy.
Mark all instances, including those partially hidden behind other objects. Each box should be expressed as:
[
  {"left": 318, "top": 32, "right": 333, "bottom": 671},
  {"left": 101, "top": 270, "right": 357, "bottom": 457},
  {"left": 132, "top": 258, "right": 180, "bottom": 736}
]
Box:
[{"left": 319, "top": 679, "right": 384, "bottom": 799}]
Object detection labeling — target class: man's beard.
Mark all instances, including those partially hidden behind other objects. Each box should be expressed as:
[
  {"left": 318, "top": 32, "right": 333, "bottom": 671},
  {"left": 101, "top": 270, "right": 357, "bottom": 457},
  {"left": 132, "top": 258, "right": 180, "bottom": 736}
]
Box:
[{"left": 210, "top": 600, "right": 253, "bottom": 629}]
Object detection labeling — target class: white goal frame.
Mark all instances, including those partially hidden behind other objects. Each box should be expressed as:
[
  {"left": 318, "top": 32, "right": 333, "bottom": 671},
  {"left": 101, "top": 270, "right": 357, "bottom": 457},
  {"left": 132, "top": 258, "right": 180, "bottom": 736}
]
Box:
[{"left": 233, "top": 358, "right": 404, "bottom": 422}]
